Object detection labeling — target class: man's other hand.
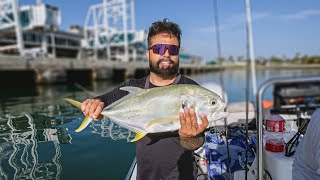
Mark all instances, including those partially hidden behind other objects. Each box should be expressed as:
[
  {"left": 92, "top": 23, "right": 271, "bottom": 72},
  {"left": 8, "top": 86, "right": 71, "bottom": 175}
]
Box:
[{"left": 178, "top": 108, "right": 209, "bottom": 139}]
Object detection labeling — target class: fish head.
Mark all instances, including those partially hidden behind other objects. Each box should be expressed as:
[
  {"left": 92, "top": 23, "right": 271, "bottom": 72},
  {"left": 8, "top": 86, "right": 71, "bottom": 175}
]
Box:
[{"left": 194, "top": 87, "right": 229, "bottom": 127}]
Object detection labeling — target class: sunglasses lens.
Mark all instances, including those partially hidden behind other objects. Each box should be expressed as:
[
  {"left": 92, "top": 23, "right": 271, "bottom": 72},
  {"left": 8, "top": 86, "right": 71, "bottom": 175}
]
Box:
[
  {"left": 168, "top": 45, "right": 179, "bottom": 55},
  {"left": 151, "top": 44, "right": 179, "bottom": 55},
  {"left": 152, "top": 44, "right": 163, "bottom": 55},
  {"left": 159, "top": 44, "right": 166, "bottom": 55}
]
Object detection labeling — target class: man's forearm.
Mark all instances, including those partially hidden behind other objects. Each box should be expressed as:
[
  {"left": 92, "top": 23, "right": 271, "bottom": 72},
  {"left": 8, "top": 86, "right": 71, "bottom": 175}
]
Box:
[{"left": 180, "top": 134, "right": 205, "bottom": 150}]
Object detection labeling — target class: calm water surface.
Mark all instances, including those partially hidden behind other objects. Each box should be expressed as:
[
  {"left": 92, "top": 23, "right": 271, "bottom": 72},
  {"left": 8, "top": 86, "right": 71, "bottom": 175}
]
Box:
[{"left": 0, "top": 69, "right": 319, "bottom": 179}]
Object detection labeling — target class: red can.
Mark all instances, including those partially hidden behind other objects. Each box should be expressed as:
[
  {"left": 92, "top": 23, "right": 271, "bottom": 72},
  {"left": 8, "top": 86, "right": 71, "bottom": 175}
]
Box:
[
  {"left": 265, "top": 115, "right": 285, "bottom": 132},
  {"left": 266, "top": 140, "right": 284, "bottom": 152}
]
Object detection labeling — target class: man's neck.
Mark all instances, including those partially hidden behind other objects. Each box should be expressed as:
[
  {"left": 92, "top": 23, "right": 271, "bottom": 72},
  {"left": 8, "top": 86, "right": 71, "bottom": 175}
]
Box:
[{"left": 149, "top": 73, "right": 177, "bottom": 86}]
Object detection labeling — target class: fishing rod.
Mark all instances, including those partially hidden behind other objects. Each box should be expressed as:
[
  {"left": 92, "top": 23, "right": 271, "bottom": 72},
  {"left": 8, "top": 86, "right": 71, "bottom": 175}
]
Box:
[
  {"left": 213, "top": 0, "right": 232, "bottom": 179},
  {"left": 244, "top": 0, "right": 257, "bottom": 179}
]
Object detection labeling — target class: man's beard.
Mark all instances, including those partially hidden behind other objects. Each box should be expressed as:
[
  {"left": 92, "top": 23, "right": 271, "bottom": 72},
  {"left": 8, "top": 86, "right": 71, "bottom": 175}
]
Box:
[{"left": 149, "top": 58, "right": 179, "bottom": 76}]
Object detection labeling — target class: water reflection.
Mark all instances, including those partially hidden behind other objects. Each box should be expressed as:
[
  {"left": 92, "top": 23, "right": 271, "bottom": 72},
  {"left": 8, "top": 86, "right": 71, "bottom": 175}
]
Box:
[
  {"left": 0, "top": 69, "right": 319, "bottom": 179},
  {"left": 0, "top": 80, "right": 135, "bottom": 179},
  {"left": 90, "top": 118, "right": 135, "bottom": 141},
  {"left": 0, "top": 108, "right": 74, "bottom": 179}
]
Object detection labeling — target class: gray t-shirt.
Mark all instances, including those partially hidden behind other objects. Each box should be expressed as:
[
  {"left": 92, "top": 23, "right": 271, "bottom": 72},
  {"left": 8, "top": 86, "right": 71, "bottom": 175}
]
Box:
[
  {"left": 293, "top": 109, "right": 320, "bottom": 180},
  {"left": 96, "top": 75, "right": 200, "bottom": 180}
]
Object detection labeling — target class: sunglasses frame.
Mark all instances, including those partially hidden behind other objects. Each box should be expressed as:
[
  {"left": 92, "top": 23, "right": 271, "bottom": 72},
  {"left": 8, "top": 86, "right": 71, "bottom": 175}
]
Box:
[{"left": 148, "top": 44, "right": 180, "bottom": 56}]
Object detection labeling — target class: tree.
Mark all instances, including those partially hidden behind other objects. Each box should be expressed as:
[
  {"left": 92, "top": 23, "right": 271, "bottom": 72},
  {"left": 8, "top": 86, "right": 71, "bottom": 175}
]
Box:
[
  {"left": 237, "top": 56, "right": 245, "bottom": 62},
  {"left": 291, "top": 53, "right": 301, "bottom": 64},
  {"left": 227, "top": 55, "right": 235, "bottom": 64},
  {"left": 217, "top": 57, "right": 225, "bottom": 65},
  {"left": 207, "top": 60, "right": 217, "bottom": 65},
  {"left": 256, "top": 56, "right": 267, "bottom": 65},
  {"left": 270, "top": 56, "right": 284, "bottom": 64}
]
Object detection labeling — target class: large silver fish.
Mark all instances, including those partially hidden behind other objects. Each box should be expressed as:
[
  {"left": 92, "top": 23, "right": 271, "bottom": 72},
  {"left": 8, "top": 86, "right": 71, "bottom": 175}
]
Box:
[{"left": 64, "top": 84, "right": 228, "bottom": 142}]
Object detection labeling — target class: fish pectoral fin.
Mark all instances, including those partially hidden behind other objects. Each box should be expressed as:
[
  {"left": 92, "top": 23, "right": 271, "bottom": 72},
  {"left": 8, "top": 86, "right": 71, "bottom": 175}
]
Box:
[
  {"left": 145, "top": 117, "right": 178, "bottom": 128},
  {"left": 182, "top": 98, "right": 196, "bottom": 109},
  {"left": 64, "top": 98, "right": 82, "bottom": 109},
  {"left": 131, "top": 130, "right": 147, "bottom": 142},
  {"left": 75, "top": 116, "right": 93, "bottom": 132}
]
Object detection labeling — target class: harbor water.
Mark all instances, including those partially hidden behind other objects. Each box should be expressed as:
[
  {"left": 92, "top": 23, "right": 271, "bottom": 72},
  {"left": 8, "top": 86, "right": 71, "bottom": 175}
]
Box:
[{"left": 0, "top": 69, "right": 319, "bottom": 180}]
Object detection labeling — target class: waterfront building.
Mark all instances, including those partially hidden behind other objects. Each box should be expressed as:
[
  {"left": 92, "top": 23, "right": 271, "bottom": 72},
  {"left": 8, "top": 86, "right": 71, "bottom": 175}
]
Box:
[
  {"left": 82, "top": 0, "right": 147, "bottom": 62},
  {"left": 0, "top": 0, "right": 203, "bottom": 64},
  {"left": 0, "top": 0, "right": 82, "bottom": 58},
  {"left": 179, "top": 48, "right": 203, "bottom": 64}
]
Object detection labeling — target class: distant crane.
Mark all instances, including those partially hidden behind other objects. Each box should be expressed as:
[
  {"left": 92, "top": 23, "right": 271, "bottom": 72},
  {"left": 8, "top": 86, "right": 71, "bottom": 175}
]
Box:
[
  {"left": 0, "top": 0, "right": 25, "bottom": 54},
  {"left": 83, "top": 0, "right": 136, "bottom": 61}
]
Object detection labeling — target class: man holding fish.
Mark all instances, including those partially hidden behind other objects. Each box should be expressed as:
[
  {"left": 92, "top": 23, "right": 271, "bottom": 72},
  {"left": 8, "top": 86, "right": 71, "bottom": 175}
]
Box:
[{"left": 77, "top": 19, "right": 227, "bottom": 180}]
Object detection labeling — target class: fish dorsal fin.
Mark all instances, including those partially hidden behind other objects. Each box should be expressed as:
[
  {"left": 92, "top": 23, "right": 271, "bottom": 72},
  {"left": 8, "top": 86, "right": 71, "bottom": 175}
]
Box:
[
  {"left": 103, "top": 87, "right": 144, "bottom": 112},
  {"left": 120, "top": 86, "right": 143, "bottom": 94},
  {"left": 131, "top": 130, "right": 147, "bottom": 142},
  {"left": 145, "top": 116, "right": 179, "bottom": 128}
]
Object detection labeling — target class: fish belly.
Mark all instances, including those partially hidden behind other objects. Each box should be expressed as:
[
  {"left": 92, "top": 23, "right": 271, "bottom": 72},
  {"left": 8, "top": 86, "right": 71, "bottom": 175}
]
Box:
[{"left": 106, "top": 94, "right": 183, "bottom": 133}]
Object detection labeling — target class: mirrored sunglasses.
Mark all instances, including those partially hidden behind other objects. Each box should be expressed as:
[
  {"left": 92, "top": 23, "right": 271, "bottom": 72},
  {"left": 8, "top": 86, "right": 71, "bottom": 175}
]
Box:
[{"left": 148, "top": 44, "right": 180, "bottom": 56}]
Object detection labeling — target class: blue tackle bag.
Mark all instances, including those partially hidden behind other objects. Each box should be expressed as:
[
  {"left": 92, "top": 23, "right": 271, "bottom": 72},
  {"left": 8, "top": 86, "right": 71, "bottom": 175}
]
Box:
[{"left": 205, "top": 130, "right": 257, "bottom": 180}]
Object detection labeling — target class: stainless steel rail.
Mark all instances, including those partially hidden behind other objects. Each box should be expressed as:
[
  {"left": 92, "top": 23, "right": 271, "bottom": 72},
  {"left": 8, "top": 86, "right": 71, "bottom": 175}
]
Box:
[{"left": 125, "top": 156, "right": 137, "bottom": 180}]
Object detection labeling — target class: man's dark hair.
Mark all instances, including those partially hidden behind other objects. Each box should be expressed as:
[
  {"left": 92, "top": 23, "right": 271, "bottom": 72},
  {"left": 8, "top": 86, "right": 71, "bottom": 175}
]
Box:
[{"left": 147, "top": 19, "right": 182, "bottom": 47}]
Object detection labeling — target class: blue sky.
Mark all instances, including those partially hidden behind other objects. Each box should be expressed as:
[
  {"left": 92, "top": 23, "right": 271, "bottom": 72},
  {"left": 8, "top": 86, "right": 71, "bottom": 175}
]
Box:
[{"left": 22, "top": 0, "right": 320, "bottom": 61}]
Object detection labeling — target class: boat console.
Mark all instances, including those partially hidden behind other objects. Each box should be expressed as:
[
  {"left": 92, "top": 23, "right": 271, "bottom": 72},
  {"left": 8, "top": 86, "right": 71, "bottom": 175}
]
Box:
[{"left": 271, "top": 80, "right": 320, "bottom": 115}]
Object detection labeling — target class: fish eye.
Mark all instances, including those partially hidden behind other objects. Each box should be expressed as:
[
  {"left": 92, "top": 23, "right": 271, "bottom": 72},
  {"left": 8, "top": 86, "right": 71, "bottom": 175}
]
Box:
[
  {"left": 211, "top": 101, "right": 216, "bottom": 106},
  {"left": 182, "top": 103, "right": 185, "bottom": 109}
]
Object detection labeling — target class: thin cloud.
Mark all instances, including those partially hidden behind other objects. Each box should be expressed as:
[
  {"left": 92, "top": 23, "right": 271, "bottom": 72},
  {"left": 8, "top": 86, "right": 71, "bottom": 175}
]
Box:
[
  {"left": 194, "top": 12, "right": 269, "bottom": 33},
  {"left": 281, "top": 9, "right": 320, "bottom": 20},
  {"left": 226, "top": 12, "right": 269, "bottom": 25},
  {"left": 195, "top": 26, "right": 223, "bottom": 33},
  {"left": 195, "top": 9, "right": 320, "bottom": 33},
  {"left": 190, "top": 8, "right": 319, "bottom": 59}
]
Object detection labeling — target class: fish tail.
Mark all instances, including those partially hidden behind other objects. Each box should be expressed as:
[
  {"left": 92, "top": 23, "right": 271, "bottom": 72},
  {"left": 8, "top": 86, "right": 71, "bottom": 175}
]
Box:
[
  {"left": 64, "top": 98, "right": 94, "bottom": 132},
  {"left": 131, "top": 130, "right": 147, "bottom": 142},
  {"left": 64, "top": 98, "right": 82, "bottom": 109},
  {"left": 75, "top": 116, "right": 93, "bottom": 132}
]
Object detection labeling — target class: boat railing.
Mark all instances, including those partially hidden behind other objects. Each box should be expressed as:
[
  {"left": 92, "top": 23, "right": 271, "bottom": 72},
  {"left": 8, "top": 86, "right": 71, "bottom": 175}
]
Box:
[
  {"left": 125, "top": 156, "right": 137, "bottom": 180},
  {"left": 256, "top": 75, "right": 320, "bottom": 180}
]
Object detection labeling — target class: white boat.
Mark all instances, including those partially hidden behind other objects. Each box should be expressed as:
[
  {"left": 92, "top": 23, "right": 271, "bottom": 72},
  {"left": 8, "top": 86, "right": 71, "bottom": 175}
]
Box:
[
  {"left": 125, "top": 0, "right": 320, "bottom": 178},
  {"left": 125, "top": 75, "right": 320, "bottom": 180}
]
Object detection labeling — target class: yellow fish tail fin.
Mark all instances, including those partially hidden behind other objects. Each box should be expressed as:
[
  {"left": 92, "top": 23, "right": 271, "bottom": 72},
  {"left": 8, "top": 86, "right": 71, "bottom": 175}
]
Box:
[
  {"left": 131, "top": 130, "right": 147, "bottom": 142},
  {"left": 75, "top": 116, "right": 93, "bottom": 132},
  {"left": 64, "top": 98, "right": 82, "bottom": 109},
  {"left": 64, "top": 98, "right": 92, "bottom": 132}
]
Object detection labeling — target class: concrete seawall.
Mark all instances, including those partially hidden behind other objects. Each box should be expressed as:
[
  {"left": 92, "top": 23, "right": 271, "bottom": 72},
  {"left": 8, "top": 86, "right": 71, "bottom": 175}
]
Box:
[
  {"left": 0, "top": 56, "right": 223, "bottom": 86},
  {"left": 224, "top": 64, "right": 320, "bottom": 70}
]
